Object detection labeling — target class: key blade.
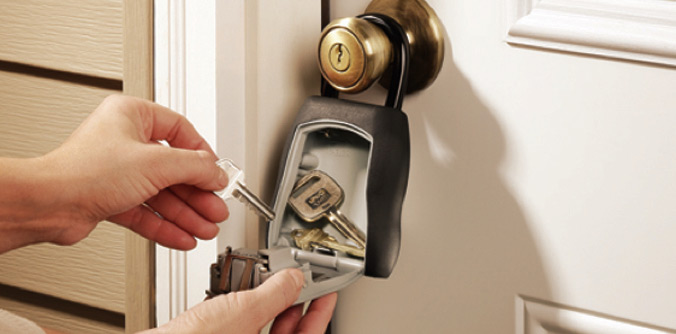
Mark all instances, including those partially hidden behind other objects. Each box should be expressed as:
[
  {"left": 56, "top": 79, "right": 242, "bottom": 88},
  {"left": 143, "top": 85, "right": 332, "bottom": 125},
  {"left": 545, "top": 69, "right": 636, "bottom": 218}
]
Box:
[
  {"left": 233, "top": 182, "right": 276, "bottom": 221},
  {"left": 326, "top": 209, "right": 366, "bottom": 249},
  {"left": 318, "top": 240, "right": 365, "bottom": 258}
]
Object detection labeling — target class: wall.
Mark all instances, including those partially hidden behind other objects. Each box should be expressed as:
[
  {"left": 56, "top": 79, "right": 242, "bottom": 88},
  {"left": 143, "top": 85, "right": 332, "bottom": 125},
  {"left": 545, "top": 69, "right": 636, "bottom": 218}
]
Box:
[{"left": 0, "top": 1, "right": 125, "bottom": 333}]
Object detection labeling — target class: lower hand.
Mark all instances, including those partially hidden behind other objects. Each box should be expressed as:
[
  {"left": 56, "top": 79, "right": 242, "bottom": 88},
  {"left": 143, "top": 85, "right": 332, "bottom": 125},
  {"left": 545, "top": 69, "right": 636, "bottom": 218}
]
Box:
[{"left": 149, "top": 269, "right": 337, "bottom": 334}]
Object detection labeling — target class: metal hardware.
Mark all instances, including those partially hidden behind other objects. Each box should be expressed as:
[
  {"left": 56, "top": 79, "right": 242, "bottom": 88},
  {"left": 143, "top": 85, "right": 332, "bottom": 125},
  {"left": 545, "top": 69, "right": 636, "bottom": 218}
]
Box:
[
  {"left": 365, "top": 0, "right": 444, "bottom": 93},
  {"left": 319, "top": 17, "right": 392, "bottom": 93},
  {"left": 288, "top": 170, "right": 367, "bottom": 249},
  {"left": 321, "top": 14, "right": 410, "bottom": 110},
  {"left": 318, "top": 0, "right": 443, "bottom": 94},
  {"left": 205, "top": 247, "right": 272, "bottom": 299},
  {"left": 292, "top": 228, "right": 366, "bottom": 258}
]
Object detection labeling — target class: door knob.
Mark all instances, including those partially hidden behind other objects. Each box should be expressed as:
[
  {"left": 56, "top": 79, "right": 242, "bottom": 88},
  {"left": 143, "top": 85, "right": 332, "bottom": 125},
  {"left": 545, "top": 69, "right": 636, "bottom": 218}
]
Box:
[
  {"left": 318, "top": 17, "right": 392, "bottom": 94},
  {"left": 318, "top": 0, "right": 444, "bottom": 94}
]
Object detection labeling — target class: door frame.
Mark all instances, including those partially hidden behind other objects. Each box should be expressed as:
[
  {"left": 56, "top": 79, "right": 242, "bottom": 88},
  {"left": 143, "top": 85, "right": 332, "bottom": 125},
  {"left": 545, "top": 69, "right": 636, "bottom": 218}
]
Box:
[
  {"left": 153, "top": 0, "right": 323, "bottom": 326},
  {"left": 153, "top": 0, "right": 249, "bottom": 325},
  {"left": 123, "top": 0, "right": 155, "bottom": 332}
]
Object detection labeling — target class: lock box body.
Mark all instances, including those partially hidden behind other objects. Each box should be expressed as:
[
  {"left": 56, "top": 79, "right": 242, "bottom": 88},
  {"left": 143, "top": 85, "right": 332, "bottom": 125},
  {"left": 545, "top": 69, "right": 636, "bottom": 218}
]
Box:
[{"left": 265, "top": 95, "right": 410, "bottom": 302}]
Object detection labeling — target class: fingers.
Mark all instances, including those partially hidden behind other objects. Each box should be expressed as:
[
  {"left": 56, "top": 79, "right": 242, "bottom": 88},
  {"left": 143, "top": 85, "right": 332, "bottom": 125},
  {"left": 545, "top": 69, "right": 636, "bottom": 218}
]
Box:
[
  {"left": 147, "top": 146, "right": 229, "bottom": 191},
  {"left": 144, "top": 188, "right": 222, "bottom": 240},
  {"left": 271, "top": 293, "right": 337, "bottom": 334},
  {"left": 269, "top": 304, "right": 305, "bottom": 334},
  {"left": 232, "top": 269, "right": 305, "bottom": 331},
  {"left": 116, "top": 95, "right": 216, "bottom": 154},
  {"left": 170, "top": 184, "right": 229, "bottom": 222},
  {"left": 295, "top": 293, "right": 338, "bottom": 333},
  {"left": 109, "top": 205, "right": 197, "bottom": 250}
]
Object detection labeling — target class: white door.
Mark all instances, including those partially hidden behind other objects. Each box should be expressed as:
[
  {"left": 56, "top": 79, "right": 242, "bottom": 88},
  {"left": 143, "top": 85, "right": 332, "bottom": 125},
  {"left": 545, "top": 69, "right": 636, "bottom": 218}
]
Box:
[{"left": 156, "top": 0, "right": 676, "bottom": 332}]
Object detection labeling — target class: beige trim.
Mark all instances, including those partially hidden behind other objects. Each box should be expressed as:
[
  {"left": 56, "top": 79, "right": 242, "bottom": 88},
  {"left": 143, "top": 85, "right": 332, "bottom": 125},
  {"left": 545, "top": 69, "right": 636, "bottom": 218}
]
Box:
[{"left": 123, "top": 0, "right": 155, "bottom": 332}]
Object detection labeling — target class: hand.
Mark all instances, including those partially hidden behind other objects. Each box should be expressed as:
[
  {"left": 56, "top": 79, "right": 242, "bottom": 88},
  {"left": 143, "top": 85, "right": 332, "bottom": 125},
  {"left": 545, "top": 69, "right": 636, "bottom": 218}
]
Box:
[
  {"left": 34, "top": 95, "right": 228, "bottom": 250},
  {"left": 148, "top": 269, "right": 337, "bottom": 334}
]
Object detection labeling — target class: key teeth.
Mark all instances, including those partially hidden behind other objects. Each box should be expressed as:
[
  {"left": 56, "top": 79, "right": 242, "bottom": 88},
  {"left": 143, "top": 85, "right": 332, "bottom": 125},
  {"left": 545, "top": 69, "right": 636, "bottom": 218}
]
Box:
[{"left": 244, "top": 201, "right": 275, "bottom": 221}]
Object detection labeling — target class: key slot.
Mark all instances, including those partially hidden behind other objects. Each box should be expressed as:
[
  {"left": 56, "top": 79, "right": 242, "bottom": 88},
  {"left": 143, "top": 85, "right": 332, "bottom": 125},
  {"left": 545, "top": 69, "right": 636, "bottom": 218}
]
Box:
[
  {"left": 271, "top": 126, "right": 371, "bottom": 248},
  {"left": 267, "top": 123, "right": 371, "bottom": 291}
]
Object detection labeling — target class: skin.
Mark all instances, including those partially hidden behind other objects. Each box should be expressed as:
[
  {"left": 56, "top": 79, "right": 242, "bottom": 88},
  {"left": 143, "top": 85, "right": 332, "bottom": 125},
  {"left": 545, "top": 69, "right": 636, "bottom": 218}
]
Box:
[{"left": 0, "top": 95, "right": 336, "bottom": 334}]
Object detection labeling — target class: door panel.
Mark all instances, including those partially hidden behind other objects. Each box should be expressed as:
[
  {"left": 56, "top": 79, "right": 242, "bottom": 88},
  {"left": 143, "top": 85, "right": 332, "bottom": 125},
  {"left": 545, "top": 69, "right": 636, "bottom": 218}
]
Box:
[
  {"left": 326, "top": 0, "right": 676, "bottom": 332},
  {"left": 0, "top": 288, "right": 124, "bottom": 334},
  {"left": 203, "top": 0, "right": 676, "bottom": 332},
  {"left": 0, "top": 0, "right": 123, "bottom": 80},
  {"left": 0, "top": 221, "right": 126, "bottom": 313},
  {"left": 0, "top": 70, "right": 119, "bottom": 158}
]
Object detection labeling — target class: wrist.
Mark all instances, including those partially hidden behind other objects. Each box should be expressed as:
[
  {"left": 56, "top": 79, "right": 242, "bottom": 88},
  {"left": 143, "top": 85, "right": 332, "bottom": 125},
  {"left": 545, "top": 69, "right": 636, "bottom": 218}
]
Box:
[{"left": 0, "top": 156, "right": 82, "bottom": 252}]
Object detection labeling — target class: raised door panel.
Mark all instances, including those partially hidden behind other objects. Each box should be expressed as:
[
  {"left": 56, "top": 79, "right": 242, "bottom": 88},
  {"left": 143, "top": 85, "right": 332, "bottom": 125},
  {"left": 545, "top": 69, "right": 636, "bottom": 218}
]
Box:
[
  {"left": 0, "top": 0, "right": 123, "bottom": 80},
  {"left": 0, "top": 222, "right": 126, "bottom": 314},
  {"left": 0, "top": 293, "right": 124, "bottom": 334},
  {"left": 0, "top": 69, "right": 118, "bottom": 158}
]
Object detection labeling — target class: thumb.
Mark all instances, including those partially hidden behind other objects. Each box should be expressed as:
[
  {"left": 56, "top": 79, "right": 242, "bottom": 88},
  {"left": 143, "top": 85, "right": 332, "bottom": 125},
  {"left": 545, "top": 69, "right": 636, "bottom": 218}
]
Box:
[
  {"left": 147, "top": 146, "right": 229, "bottom": 191},
  {"left": 229, "top": 268, "right": 305, "bottom": 332}
]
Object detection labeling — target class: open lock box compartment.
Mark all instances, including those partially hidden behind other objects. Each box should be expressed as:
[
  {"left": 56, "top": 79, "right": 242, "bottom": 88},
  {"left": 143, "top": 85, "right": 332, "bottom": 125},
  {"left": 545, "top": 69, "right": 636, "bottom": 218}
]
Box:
[{"left": 208, "top": 96, "right": 409, "bottom": 304}]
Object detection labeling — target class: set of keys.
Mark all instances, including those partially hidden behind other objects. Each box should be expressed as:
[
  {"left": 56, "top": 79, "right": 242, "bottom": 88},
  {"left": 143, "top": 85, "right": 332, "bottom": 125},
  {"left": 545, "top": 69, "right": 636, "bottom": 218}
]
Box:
[
  {"left": 292, "top": 228, "right": 365, "bottom": 258},
  {"left": 215, "top": 159, "right": 366, "bottom": 256}
]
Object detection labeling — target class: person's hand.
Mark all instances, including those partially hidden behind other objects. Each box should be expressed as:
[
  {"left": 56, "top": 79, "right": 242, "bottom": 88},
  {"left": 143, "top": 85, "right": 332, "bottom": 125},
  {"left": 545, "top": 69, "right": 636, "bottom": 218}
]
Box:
[
  {"left": 147, "top": 269, "right": 337, "bottom": 334},
  {"left": 40, "top": 94, "right": 229, "bottom": 249}
]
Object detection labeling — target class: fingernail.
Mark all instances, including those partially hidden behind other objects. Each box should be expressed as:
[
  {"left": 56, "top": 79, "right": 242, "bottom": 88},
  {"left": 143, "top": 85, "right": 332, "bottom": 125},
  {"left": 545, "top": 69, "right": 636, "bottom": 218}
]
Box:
[
  {"left": 218, "top": 167, "right": 229, "bottom": 187},
  {"left": 291, "top": 269, "right": 305, "bottom": 289}
]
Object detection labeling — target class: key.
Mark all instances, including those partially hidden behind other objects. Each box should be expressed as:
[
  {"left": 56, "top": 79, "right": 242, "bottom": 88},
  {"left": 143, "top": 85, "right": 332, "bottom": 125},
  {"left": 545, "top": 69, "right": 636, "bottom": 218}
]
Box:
[
  {"left": 215, "top": 158, "right": 275, "bottom": 221},
  {"left": 292, "top": 228, "right": 365, "bottom": 258},
  {"left": 288, "top": 170, "right": 366, "bottom": 248}
]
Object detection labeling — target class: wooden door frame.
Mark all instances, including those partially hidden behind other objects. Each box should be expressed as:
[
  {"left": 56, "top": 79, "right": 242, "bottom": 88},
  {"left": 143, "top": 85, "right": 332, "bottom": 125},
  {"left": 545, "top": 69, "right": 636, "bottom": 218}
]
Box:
[{"left": 123, "top": 0, "right": 155, "bottom": 332}]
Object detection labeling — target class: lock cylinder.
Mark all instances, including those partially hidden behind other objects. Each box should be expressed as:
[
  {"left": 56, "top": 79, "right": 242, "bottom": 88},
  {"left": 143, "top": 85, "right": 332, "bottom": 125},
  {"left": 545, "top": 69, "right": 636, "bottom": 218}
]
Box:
[{"left": 318, "top": 17, "right": 392, "bottom": 94}]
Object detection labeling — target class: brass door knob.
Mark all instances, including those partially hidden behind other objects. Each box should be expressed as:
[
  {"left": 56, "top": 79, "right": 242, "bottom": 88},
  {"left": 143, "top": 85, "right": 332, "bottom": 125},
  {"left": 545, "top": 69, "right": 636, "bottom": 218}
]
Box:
[
  {"left": 318, "top": 17, "right": 392, "bottom": 93},
  {"left": 318, "top": 0, "right": 444, "bottom": 95}
]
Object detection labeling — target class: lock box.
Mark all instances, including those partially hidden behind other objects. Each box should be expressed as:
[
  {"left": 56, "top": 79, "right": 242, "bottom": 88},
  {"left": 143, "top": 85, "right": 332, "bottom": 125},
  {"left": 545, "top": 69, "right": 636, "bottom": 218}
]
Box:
[
  {"left": 207, "top": 96, "right": 409, "bottom": 304},
  {"left": 207, "top": 7, "right": 418, "bottom": 304}
]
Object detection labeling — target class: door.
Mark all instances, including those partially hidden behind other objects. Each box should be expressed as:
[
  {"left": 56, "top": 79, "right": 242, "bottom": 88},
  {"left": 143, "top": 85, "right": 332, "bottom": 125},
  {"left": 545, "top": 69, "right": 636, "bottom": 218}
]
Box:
[{"left": 159, "top": 0, "right": 676, "bottom": 332}]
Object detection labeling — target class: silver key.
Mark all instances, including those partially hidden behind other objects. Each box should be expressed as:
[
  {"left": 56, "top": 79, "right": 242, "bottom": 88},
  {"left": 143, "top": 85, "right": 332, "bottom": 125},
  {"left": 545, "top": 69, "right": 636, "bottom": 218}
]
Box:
[
  {"left": 215, "top": 159, "right": 275, "bottom": 221},
  {"left": 288, "top": 170, "right": 366, "bottom": 249}
]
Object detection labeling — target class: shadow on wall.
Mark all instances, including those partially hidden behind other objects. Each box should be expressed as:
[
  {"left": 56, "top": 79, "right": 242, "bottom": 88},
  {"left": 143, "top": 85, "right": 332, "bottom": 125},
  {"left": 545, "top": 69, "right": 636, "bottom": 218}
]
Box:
[{"left": 332, "top": 30, "right": 552, "bottom": 333}]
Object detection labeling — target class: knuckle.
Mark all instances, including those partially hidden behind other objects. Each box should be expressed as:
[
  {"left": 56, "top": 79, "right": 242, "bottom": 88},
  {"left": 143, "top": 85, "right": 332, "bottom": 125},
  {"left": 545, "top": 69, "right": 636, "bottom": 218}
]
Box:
[{"left": 102, "top": 94, "right": 126, "bottom": 107}]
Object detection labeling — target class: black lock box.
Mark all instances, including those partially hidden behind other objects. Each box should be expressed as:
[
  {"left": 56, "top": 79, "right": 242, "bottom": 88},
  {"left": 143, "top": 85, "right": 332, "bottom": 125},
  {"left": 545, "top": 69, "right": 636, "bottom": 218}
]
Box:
[{"left": 207, "top": 13, "right": 411, "bottom": 303}]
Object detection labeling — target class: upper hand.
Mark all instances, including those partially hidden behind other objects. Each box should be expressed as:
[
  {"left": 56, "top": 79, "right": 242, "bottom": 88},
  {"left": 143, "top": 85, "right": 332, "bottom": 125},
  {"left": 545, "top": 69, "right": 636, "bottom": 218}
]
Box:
[{"left": 44, "top": 94, "right": 229, "bottom": 249}]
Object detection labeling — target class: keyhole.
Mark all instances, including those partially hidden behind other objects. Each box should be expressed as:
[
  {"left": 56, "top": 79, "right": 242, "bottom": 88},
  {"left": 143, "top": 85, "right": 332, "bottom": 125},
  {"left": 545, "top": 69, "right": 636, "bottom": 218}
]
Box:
[
  {"left": 329, "top": 43, "right": 350, "bottom": 72},
  {"left": 337, "top": 44, "right": 344, "bottom": 64}
]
